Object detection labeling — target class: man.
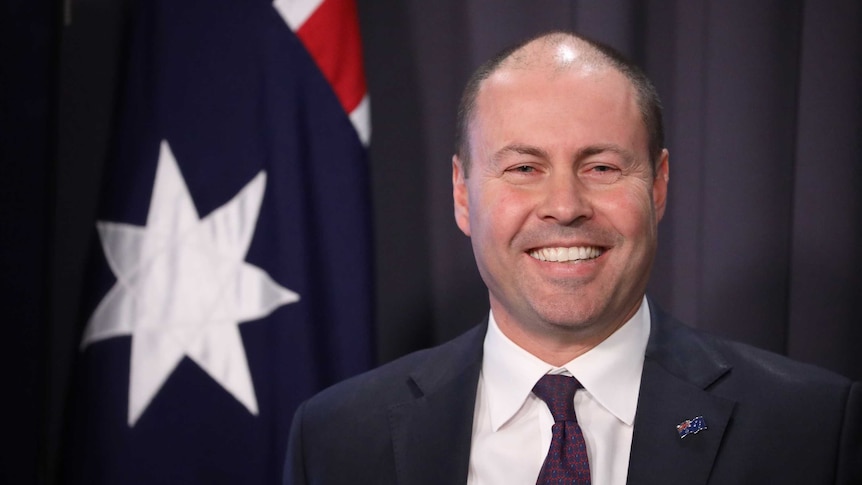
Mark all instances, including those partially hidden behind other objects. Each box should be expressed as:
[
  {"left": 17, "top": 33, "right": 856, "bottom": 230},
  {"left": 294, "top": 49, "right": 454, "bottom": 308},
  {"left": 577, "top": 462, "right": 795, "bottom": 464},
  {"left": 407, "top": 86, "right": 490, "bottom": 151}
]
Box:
[{"left": 284, "top": 31, "right": 861, "bottom": 484}]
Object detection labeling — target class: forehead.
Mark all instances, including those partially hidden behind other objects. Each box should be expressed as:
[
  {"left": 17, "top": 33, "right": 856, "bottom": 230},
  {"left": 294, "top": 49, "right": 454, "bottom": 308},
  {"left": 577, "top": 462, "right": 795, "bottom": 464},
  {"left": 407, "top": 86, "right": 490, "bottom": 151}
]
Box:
[{"left": 470, "top": 62, "right": 645, "bottom": 157}]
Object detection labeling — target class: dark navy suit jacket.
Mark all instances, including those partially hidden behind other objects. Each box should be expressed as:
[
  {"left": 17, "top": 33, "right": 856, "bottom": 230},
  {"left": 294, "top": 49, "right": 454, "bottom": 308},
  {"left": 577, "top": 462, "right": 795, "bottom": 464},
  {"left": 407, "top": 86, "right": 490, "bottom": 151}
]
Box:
[{"left": 284, "top": 301, "right": 861, "bottom": 484}]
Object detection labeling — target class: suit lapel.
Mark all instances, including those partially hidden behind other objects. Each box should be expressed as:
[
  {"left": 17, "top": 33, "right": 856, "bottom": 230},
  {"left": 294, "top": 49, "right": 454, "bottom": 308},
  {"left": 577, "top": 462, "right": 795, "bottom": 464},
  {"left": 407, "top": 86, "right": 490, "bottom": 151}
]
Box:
[
  {"left": 388, "top": 323, "right": 486, "bottom": 485},
  {"left": 382, "top": 304, "right": 738, "bottom": 484},
  {"left": 627, "top": 359, "right": 735, "bottom": 484},
  {"left": 627, "top": 302, "right": 735, "bottom": 485}
]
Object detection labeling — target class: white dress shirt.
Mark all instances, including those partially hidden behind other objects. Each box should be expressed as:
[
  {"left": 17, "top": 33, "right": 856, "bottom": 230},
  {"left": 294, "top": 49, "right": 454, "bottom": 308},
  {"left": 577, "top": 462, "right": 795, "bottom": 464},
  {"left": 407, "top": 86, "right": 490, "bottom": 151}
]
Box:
[{"left": 467, "top": 297, "right": 651, "bottom": 485}]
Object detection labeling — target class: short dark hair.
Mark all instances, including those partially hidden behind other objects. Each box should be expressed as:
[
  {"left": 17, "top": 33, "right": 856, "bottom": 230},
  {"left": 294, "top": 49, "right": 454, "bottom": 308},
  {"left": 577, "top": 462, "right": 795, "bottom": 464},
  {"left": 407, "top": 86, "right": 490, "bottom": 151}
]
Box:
[{"left": 454, "top": 31, "right": 665, "bottom": 175}]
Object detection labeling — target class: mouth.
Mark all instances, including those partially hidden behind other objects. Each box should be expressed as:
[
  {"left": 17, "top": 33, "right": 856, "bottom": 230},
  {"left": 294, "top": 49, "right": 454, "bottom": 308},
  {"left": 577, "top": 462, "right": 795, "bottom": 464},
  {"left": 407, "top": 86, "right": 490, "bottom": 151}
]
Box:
[{"left": 528, "top": 246, "right": 604, "bottom": 263}]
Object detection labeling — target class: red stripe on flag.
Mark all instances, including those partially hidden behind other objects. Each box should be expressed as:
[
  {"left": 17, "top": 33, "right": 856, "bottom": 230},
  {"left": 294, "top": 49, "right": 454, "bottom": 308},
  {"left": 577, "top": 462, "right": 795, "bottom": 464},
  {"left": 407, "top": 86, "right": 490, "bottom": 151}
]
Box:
[{"left": 296, "top": 0, "right": 367, "bottom": 114}]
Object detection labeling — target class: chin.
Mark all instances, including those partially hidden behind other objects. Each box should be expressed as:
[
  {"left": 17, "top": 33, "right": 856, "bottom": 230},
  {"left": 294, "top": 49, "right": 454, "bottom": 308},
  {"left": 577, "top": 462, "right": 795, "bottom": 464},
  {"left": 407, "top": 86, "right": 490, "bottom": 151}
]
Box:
[{"left": 531, "top": 301, "right": 604, "bottom": 330}]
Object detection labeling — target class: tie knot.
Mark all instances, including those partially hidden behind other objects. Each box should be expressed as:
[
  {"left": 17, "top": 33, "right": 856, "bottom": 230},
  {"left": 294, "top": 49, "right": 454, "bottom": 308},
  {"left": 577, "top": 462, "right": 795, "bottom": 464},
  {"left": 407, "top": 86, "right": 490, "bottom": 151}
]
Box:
[{"left": 532, "top": 374, "right": 581, "bottom": 422}]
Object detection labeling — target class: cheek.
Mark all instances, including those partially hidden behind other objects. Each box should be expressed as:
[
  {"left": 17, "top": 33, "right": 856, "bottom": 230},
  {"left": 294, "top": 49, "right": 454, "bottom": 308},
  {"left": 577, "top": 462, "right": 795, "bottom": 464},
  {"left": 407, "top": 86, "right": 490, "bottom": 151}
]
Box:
[
  {"left": 594, "top": 185, "right": 657, "bottom": 235},
  {"left": 473, "top": 187, "right": 534, "bottom": 240}
]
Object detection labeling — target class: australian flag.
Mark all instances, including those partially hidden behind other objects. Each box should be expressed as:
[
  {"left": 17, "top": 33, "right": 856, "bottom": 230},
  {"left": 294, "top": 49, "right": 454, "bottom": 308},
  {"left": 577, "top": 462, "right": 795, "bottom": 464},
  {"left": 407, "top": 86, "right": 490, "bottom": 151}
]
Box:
[
  {"left": 62, "top": 0, "right": 373, "bottom": 483},
  {"left": 677, "top": 415, "right": 708, "bottom": 439}
]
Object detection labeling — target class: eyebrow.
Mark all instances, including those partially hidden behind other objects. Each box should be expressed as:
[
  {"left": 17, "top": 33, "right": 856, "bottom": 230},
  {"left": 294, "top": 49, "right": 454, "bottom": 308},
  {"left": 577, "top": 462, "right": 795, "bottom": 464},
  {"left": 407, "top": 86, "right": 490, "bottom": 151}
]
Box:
[
  {"left": 491, "top": 142, "right": 635, "bottom": 165},
  {"left": 576, "top": 144, "right": 636, "bottom": 164},
  {"left": 491, "top": 143, "right": 549, "bottom": 164}
]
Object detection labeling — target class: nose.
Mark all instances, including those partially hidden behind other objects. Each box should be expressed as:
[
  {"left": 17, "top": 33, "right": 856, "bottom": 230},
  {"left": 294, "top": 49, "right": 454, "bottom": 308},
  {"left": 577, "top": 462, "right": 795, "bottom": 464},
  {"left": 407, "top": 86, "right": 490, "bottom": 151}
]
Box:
[{"left": 536, "top": 171, "right": 593, "bottom": 225}]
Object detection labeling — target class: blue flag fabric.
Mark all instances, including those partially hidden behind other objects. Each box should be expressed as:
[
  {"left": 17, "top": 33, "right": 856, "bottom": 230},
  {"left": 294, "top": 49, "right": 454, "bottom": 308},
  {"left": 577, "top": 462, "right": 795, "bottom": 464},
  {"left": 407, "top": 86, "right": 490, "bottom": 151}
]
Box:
[{"left": 63, "top": 0, "right": 373, "bottom": 482}]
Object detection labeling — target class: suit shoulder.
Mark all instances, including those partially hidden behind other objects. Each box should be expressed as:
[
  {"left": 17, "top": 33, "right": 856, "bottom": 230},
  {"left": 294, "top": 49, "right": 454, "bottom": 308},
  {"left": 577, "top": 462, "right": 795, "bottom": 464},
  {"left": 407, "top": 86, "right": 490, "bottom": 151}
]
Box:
[
  {"left": 302, "top": 322, "right": 486, "bottom": 414},
  {"left": 653, "top": 310, "right": 853, "bottom": 396},
  {"left": 720, "top": 337, "right": 848, "bottom": 383}
]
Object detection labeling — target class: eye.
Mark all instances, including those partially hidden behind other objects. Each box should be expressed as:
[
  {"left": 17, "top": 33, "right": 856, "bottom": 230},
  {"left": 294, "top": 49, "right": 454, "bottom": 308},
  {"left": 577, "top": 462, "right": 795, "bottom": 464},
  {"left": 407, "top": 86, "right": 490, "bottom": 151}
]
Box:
[
  {"left": 501, "top": 163, "right": 543, "bottom": 184},
  {"left": 581, "top": 164, "right": 622, "bottom": 184},
  {"left": 503, "top": 164, "right": 541, "bottom": 176}
]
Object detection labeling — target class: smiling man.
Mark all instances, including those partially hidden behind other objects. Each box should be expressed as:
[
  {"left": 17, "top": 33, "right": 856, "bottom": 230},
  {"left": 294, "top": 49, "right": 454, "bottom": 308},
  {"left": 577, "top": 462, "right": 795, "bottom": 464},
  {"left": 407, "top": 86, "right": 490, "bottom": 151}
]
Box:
[
  {"left": 452, "top": 36, "right": 667, "bottom": 369},
  {"left": 284, "top": 32, "right": 860, "bottom": 485}
]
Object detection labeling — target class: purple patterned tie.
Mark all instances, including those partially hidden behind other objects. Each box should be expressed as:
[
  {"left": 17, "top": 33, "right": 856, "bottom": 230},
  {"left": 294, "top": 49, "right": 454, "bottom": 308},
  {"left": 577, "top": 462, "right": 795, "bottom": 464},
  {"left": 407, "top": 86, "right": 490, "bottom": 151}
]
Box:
[{"left": 532, "top": 375, "right": 591, "bottom": 484}]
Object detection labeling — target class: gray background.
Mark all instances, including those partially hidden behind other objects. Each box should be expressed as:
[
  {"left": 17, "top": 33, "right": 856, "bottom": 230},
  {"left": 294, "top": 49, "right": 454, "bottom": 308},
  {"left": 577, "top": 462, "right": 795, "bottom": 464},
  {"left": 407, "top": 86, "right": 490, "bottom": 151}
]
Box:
[{"left": 357, "top": 0, "right": 862, "bottom": 376}]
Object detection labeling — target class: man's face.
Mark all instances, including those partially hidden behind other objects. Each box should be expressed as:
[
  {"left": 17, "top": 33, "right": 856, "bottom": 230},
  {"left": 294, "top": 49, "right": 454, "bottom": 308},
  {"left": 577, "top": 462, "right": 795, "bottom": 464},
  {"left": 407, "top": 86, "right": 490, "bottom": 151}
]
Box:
[{"left": 453, "top": 61, "right": 669, "bottom": 345}]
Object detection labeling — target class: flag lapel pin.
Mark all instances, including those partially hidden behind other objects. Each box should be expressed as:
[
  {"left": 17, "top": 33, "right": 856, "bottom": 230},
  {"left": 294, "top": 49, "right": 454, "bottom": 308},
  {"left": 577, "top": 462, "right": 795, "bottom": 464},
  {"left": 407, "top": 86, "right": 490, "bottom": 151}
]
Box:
[{"left": 676, "top": 415, "right": 707, "bottom": 439}]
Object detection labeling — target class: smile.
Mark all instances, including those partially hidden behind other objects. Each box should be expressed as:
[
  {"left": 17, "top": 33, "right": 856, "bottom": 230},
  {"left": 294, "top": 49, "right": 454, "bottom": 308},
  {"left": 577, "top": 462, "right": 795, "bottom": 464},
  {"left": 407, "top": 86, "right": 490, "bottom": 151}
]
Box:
[{"left": 528, "top": 246, "right": 603, "bottom": 262}]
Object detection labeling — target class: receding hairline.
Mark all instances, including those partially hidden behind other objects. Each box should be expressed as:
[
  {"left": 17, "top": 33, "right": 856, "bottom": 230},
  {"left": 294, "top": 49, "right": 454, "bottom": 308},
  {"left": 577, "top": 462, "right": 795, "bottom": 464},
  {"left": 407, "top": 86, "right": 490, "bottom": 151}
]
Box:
[
  {"left": 455, "top": 31, "right": 665, "bottom": 174},
  {"left": 495, "top": 32, "right": 611, "bottom": 73}
]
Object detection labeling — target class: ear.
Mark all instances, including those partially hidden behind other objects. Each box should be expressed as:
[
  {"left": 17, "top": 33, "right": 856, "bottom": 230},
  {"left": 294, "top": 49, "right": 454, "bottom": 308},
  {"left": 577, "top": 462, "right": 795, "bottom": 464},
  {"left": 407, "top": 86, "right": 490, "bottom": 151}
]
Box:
[
  {"left": 452, "top": 155, "right": 471, "bottom": 236},
  {"left": 652, "top": 149, "right": 670, "bottom": 222}
]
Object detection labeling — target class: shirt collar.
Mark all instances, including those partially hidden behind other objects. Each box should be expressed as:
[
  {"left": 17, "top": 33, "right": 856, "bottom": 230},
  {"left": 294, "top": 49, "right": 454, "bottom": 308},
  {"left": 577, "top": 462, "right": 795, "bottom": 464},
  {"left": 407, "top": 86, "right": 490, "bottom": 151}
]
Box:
[{"left": 481, "top": 297, "right": 651, "bottom": 431}]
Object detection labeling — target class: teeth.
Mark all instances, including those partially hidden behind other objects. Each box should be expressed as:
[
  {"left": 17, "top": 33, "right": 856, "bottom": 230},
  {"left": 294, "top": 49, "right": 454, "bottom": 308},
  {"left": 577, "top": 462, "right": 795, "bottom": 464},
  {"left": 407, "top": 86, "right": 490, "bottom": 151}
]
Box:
[{"left": 529, "top": 246, "right": 602, "bottom": 262}]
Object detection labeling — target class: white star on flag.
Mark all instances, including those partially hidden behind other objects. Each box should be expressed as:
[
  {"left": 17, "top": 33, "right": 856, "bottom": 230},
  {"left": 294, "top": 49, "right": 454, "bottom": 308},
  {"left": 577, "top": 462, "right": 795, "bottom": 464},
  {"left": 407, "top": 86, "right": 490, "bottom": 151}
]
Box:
[{"left": 82, "top": 140, "right": 300, "bottom": 426}]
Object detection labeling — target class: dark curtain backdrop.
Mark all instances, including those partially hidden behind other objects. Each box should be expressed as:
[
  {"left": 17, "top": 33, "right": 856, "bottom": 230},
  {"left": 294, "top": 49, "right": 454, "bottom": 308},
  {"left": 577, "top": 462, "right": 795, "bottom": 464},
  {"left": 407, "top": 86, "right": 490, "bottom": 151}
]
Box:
[
  {"left": 358, "top": 0, "right": 862, "bottom": 379},
  {"left": 2, "top": 0, "right": 860, "bottom": 483}
]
